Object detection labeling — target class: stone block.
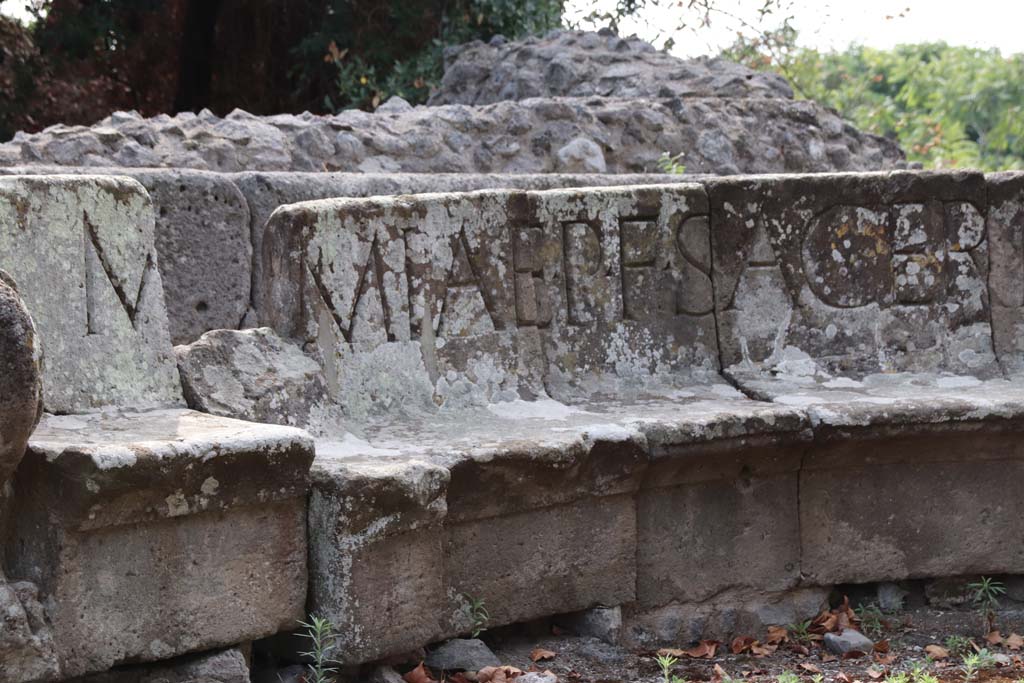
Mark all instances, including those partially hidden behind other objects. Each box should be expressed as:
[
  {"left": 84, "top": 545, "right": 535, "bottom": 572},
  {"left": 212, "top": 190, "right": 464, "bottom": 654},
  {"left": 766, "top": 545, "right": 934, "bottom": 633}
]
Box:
[
  {"left": 7, "top": 410, "right": 314, "bottom": 678},
  {"left": 800, "top": 430, "right": 1024, "bottom": 585},
  {"left": 986, "top": 171, "right": 1024, "bottom": 374},
  {"left": 709, "top": 171, "right": 993, "bottom": 377},
  {"left": 259, "top": 185, "right": 718, "bottom": 410},
  {"left": 0, "top": 270, "right": 42, "bottom": 485},
  {"left": 307, "top": 455, "right": 451, "bottom": 664},
  {"left": 130, "top": 170, "right": 252, "bottom": 345},
  {"left": 444, "top": 494, "right": 637, "bottom": 629},
  {"left": 0, "top": 175, "right": 182, "bottom": 413},
  {"left": 636, "top": 443, "right": 802, "bottom": 609},
  {"left": 69, "top": 646, "right": 250, "bottom": 683},
  {"left": 175, "top": 327, "right": 340, "bottom": 434},
  {"left": 0, "top": 579, "right": 59, "bottom": 683},
  {"left": 234, "top": 171, "right": 690, "bottom": 318}
]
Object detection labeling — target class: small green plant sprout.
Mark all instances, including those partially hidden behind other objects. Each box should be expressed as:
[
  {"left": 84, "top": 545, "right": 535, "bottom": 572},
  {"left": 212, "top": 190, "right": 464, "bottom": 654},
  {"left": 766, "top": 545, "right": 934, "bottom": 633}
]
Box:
[
  {"left": 461, "top": 593, "right": 489, "bottom": 638},
  {"left": 788, "top": 619, "right": 813, "bottom": 644},
  {"left": 961, "top": 648, "right": 997, "bottom": 682},
  {"left": 945, "top": 635, "right": 974, "bottom": 657},
  {"left": 777, "top": 672, "right": 801, "bottom": 683},
  {"left": 856, "top": 602, "right": 886, "bottom": 638},
  {"left": 656, "top": 653, "right": 683, "bottom": 683},
  {"left": 657, "top": 151, "right": 687, "bottom": 174},
  {"left": 297, "top": 614, "right": 339, "bottom": 683},
  {"left": 968, "top": 577, "right": 1006, "bottom": 633},
  {"left": 811, "top": 675, "right": 825, "bottom": 683},
  {"left": 884, "top": 672, "right": 910, "bottom": 683},
  {"left": 910, "top": 664, "right": 939, "bottom": 683}
]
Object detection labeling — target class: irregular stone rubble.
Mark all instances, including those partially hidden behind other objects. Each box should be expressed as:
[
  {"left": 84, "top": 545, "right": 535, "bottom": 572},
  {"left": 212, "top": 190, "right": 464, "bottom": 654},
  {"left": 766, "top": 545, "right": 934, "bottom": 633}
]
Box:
[
  {"left": 430, "top": 29, "right": 794, "bottom": 105},
  {"left": 0, "top": 176, "right": 315, "bottom": 682},
  {"left": 0, "top": 94, "right": 905, "bottom": 175}
]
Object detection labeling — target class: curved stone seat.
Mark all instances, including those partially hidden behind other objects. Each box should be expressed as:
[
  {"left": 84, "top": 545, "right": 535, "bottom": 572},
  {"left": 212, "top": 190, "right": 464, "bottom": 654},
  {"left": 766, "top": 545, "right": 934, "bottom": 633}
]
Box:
[
  {"left": 0, "top": 176, "right": 314, "bottom": 681},
  {"left": 708, "top": 171, "right": 1024, "bottom": 588},
  {"left": 181, "top": 172, "right": 1024, "bottom": 659},
  {"left": 177, "top": 184, "right": 812, "bottom": 661}
]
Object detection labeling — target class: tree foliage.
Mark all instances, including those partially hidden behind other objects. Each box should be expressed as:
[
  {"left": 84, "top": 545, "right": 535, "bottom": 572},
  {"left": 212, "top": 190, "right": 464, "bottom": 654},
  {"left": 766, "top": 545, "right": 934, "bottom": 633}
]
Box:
[{"left": 724, "top": 30, "right": 1024, "bottom": 171}]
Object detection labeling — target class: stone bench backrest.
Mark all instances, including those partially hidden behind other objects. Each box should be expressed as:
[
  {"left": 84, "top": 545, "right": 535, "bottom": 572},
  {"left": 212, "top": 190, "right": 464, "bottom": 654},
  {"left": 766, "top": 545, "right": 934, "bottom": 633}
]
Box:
[
  {"left": 0, "top": 176, "right": 182, "bottom": 413},
  {"left": 708, "top": 171, "right": 996, "bottom": 377},
  {"left": 260, "top": 184, "right": 716, "bottom": 415}
]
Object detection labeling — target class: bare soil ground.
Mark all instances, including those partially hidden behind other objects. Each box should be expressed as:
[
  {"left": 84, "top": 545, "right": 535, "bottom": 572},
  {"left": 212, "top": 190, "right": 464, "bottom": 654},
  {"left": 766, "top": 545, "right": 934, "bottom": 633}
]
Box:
[{"left": 477, "top": 604, "right": 1024, "bottom": 683}]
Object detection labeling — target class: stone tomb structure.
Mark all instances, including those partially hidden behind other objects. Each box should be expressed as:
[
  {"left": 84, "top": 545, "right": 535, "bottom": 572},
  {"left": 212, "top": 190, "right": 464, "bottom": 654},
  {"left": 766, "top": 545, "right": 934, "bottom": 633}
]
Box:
[{"left": 4, "top": 171, "right": 1024, "bottom": 680}]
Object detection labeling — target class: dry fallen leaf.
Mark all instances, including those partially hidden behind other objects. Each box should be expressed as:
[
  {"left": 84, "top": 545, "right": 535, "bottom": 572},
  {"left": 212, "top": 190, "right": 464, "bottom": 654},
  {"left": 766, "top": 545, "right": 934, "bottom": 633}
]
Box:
[
  {"left": 403, "top": 663, "right": 438, "bottom": 683},
  {"left": 843, "top": 650, "right": 868, "bottom": 660},
  {"left": 767, "top": 626, "right": 789, "bottom": 645},
  {"left": 530, "top": 648, "right": 557, "bottom": 662},
  {"left": 750, "top": 642, "right": 777, "bottom": 657},
  {"left": 873, "top": 640, "right": 890, "bottom": 653},
  {"left": 791, "top": 643, "right": 810, "bottom": 656},
  {"left": 874, "top": 654, "right": 897, "bottom": 666},
  {"left": 732, "top": 636, "right": 756, "bottom": 654},
  {"left": 820, "top": 654, "right": 838, "bottom": 663},
  {"left": 1007, "top": 633, "right": 1024, "bottom": 650},
  {"left": 712, "top": 663, "right": 729, "bottom": 683},
  {"left": 800, "top": 663, "right": 822, "bottom": 674},
  {"left": 867, "top": 667, "right": 885, "bottom": 680},
  {"left": 925, "top": 644, "right": 950, "bottom": 660},
  {"left": 836, "top": 672, "right": 853, "bottom": 683},
  {"left": 662, "top": 641, "right": 719, "bottom": 659},
  {"left": 987, "top": 631, "right": 1004, "bottom": 645},
  {"left": 450, "top": 674, "right": 474, "bottom": 683}
]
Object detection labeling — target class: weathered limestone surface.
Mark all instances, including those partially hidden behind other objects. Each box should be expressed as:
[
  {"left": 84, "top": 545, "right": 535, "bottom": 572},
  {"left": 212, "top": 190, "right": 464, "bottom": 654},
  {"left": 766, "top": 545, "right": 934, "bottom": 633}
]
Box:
[
  {"left": 0, "top": 580, "right": 60, "bottom": 683},
  {"left": 0, "top": 176, "right": 316, "bottom": 681},
  {"left": 0, "top": 96, "right": 905, "bottom": 176},
  {"left": 173, "top": 184, "right": 811, "bottom": 661},
  {"left": 705, "top": 172, "right": 1024, "bottom": 585},
  {"left": 431, "top": 29, "right": 794, "bottom": 105},
  {"left": 987, "top": 171, "right": 1024, "bottom": 374},
  {"left": 0, "top": 167, "right": 253, "bottom": 345},
  {"left": 69, "top": 646, "right": 250, "bottom": 683},
  {"left": 0, "top": 271, "right": 42, "bottom": 484},
  {"left": 0, "top": 175, "right": 182, "bottom": 412},
  {"left": 233, "top": 171, "right": 694, "bottom": 317}
]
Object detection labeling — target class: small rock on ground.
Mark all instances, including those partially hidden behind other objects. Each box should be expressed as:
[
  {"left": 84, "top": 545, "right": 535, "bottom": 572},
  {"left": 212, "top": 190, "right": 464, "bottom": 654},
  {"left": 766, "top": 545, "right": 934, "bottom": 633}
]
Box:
[
  {"left": 824, "top": 630, "right": 874, "bottom": 655},
  {"left": 425, "top": 638, "right": 500, "bottom": 672}
]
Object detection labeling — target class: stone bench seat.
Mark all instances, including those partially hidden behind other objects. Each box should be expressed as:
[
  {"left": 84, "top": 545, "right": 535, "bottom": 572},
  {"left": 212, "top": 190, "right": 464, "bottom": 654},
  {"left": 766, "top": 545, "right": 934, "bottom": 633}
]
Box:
[
  {"left": 728, "top": 366, "right": 1024, "bottom": 429},
  {"left": 0, "top": 176, "right": 316, "bottom": 682},
  {"left": 12, "top": 409, "right": 313, "bottom": 677}
]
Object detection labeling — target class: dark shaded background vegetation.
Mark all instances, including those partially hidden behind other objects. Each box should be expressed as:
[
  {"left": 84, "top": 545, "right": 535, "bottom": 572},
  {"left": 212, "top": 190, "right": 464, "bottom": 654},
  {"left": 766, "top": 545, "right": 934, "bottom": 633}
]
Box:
[{"left": 1, "top": 0, "right": 1022, "bottom": 170}]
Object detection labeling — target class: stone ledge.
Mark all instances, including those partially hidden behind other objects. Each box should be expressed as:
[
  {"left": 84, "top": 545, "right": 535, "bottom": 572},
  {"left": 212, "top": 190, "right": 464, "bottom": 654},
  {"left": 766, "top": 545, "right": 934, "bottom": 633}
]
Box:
[{"left": 6, "top": 409, "right": 314, "bottom": 679}]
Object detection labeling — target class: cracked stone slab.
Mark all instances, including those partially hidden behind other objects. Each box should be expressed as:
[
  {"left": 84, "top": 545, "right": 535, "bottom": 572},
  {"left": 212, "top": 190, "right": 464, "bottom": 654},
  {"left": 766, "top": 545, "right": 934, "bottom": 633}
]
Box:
[
  {"left": 709, "top": 171, "right": 995, "bottom": 380},
  {"left": 8, "top": 409, "right": 313, "bottom": 678},
  {"left": 0, "top": 175, "right": 183, "bottom": 412},
  {"left": 232, "top": 171, "right": 693, "bottom": 316}
]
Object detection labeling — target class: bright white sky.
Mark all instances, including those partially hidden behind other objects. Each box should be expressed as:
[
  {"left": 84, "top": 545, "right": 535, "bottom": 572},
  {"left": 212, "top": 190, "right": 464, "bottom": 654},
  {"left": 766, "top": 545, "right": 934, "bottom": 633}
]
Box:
[
  {"left": 3, "top": 0, "right": 1023, "bottom": 57},
  {"left": 564, "top": 0, "right": 1024, "bottom": 57}
]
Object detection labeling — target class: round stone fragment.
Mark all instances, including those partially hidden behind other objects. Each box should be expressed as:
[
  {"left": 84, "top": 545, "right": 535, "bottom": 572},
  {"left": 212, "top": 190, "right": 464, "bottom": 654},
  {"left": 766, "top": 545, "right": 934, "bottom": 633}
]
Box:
[{"left": 0, "top": 270, "right": 43, "bottom": 483}]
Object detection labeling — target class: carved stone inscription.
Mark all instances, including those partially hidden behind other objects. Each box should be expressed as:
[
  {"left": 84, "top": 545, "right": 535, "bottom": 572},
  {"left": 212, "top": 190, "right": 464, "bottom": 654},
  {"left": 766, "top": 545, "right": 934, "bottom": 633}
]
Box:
[
  {"left": 0, "top": 176, "right": 183, "bottom": 412},
  {"left": 281, "top": 189, "right": 713, "bottom": 345},
  {"left": 710, "top": 172, "right": 994, "bottom": 375},
  {"left": 262, "top": 185, "right": 716, "bottom": 404}
]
